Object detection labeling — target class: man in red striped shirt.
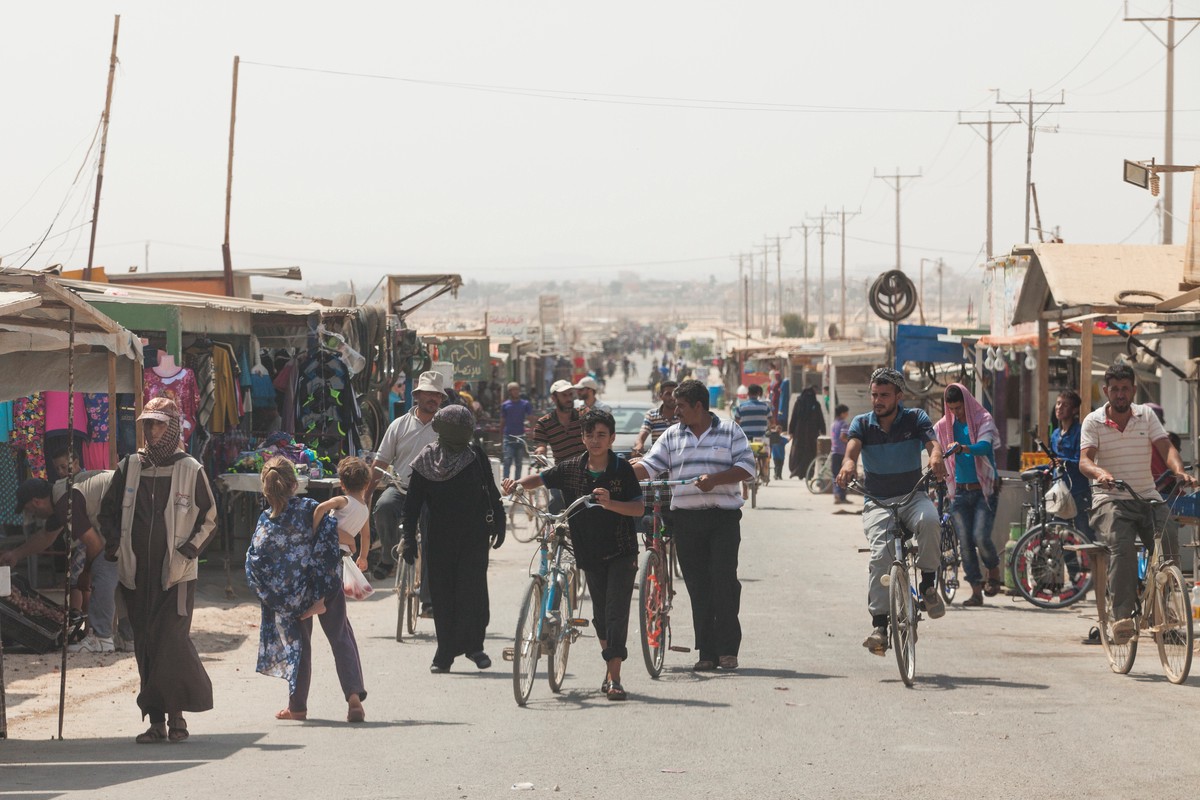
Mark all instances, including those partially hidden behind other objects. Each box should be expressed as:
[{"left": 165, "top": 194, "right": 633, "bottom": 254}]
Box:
[{"left": 1080, "top": 362, "right": 1196, "bottom": 642}]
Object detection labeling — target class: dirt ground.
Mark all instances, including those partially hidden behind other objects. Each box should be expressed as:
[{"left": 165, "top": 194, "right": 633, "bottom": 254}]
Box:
[{"left": 1, "top": 576, "right": 261, "bottom": 733}]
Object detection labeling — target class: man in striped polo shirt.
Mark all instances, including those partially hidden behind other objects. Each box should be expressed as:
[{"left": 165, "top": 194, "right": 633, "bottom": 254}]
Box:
[
  {"left": 633, "top": 379, "right": 756, "bottom": 672},
  {"left": 630, "top": 379, "right": 678, "bottom": 456},
  {"left": 732, "top": 383, "right": 772, "bottom": 441},
  {"left": 1080, "top": 362, "right": 1196, "bottom": 642},
  {"left": 533, "top": 379, "right": 585, "bottom": 511}
]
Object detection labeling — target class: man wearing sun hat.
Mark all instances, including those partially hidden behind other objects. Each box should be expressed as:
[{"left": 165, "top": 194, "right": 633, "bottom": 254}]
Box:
[{"left": 369, "top": 370, "right": 445, "bottom": 581}]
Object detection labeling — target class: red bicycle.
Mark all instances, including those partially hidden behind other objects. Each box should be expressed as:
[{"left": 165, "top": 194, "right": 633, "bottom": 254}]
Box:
[{"left": 636, "top": 477, "right": 695, "bottom": 677}]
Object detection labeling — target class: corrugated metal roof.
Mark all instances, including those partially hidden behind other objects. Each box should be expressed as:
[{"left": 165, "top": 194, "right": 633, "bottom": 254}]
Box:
[
  {"left": 59, "top": 279, "right": 355, "bottom": 317},
  {"left": 1011, "top": 243, "right": 1194, "bottom": 324}
]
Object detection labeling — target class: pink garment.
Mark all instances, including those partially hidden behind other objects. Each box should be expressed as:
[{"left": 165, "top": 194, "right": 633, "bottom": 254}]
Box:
[
  {"left": 144, "top": 367, "right": 201, "bottom": 443},
  {"left": 81, "top": 441, "right": 111, "bottom": 471},
  {"left": 933, "top": 382, "right": 1000, "bottom": 501},
  {"left": 44, "top": 392, "right": 88, "bottom": 436}
]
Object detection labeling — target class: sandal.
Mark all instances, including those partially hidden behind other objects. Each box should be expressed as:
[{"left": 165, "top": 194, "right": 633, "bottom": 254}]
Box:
[
  {"left": 600, "top": 679, "right": 611, "bottom": 694},
  {"left": 167, "top": 716, "right": 188, "bottom": 743},
  {"left": 606, "top": 682, "right": 628, "bottom": 701},
  {"left": 1082, "top": 626, "right": 1102, "bottom": 646},
  {"left": 135, "top": 725, "right": 167, "bottom": 744},
  {"left": 275, "top": 708, "right": 308, "bottom": 721}
]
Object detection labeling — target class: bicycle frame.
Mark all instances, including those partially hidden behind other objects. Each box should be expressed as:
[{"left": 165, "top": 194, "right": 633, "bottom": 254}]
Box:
[{"left": 637, "top": 477, "right": 697, "bottom": 676}]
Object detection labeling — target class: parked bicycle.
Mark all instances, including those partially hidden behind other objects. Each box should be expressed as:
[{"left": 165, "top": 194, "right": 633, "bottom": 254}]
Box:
[
  {"left": 504, "top": 436, "right": 552, "bottom": 540},
  {"left": 746, "top": 439, "right": 770, "bottom": 508},
  {"left": 636, "top": 477, "right": 697, "bottom": 678},
  {"left": 1069, "top": 480, "right": 1193, "bottom": 684},
  {"left": 502, "top": 490, "right": 594, "bottom": 706},
  {"left": 1009, "top": 438, "right": 1093, "bottom": 609},
  {"left": 849, "top": 469, "right": 937, "bottom": 687},
  {"left": 806, "top": 453, "right": 833, "bottom": 495},
  {"left": 373, "top": 464, "right": 424, "bottom": 642}
]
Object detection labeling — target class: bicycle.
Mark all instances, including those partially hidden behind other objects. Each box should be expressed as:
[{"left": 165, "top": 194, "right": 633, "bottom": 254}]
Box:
[
  {"left": 502, "top": 490, "right": 594, "bottom": 706},
  {"left": 1009, "top": 437, "right": 1093, "bottom": 609},
  {"left": 636, "top": 477, "right": 697, "bottom": 678},
  {"left": 805, "top": 454, "right": 833, "bottom": 495},
  {"left": 373, "top": 465, "right": 424, "bottom": 642},
  {"left": 1069, "top": 480, "right": 1193, "bottom": 684},
  {"left": 746, "top": 440, "right": 769, "bottom": 508},
  {"left": 848, "top": 469, "right": 938, "bottom": 687},
  {"left": 931, "top": 482, "right": 962, "bottom": 604},
  {"left": 504, "top": 436, "right": 552, "bottom": 541}
]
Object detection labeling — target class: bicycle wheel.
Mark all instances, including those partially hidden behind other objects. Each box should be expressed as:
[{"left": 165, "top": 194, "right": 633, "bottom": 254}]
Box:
[
  {"left": 406, "top": 550, "right": 421, "bottom": 636},
  {"left": 806, "top": 456, "right": 832, "bottom": 494},
  {"left": 1011, "top": 523, "right": 1093, "bottom": 609},
  {"left": 512, "top": 578, "right": 543, "bottom": 707},
  {"left": 888, "top": 562, "right": 916, "bottom": 687},
  {"left": 1154, "top": 564, "right": 1193, "bottom": 684},
  {"left": 637, "top": 549, "right": 667, "bottom": 678},
  {"left": 548, "top": 576, "right": 572, "bottom": 693},
  {"left": 937, "top": 517, "right": 961, "bottom": 604},
  {"left": 759, "top": 456, "right": 771, "bottom": 487},
  {"left": 394, "top": 559, "right": 413, "bottom": 642},
  {"left": 510, "top": 505, "right": 541, "bottom": 544},
  {"left": 1094, "top": 560, "right": 1137, "bottom": 674}
]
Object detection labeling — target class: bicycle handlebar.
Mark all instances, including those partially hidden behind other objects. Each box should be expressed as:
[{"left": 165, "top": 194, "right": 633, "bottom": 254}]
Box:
[
  {"left": 1090, "top": 479, "right": 1171, "bottom": 506},
  {"left": 848, "top": 469, "right": 937, "bottom": 510},
  {"left": 638, "top": 477, "right": 699, "bottom": 488}
]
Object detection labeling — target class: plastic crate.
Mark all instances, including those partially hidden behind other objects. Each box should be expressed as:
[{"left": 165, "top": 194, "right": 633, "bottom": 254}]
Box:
[
  {"left": 0, "top": 574, "right": 81, "bottom": 653},
  {"left": 1020, "top": 452, "right": 1051, "bottom": 471},
  {"left": 1170, "top": 493, "right": 1200, "bottom": 519}
]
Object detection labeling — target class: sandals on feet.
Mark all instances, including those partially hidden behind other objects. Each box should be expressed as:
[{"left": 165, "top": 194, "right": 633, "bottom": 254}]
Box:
[
  {"left": 275, "top": 708, "right": 307, "bottom": 721},
  {"left": 167, "top": 716, "right": 188, "bottom": 743},
  {"left": 606, "top": 682, "right": 628, "bottom": 701},
  {"left": 135, "top": 725, "right": 167, "bottom": 744}
]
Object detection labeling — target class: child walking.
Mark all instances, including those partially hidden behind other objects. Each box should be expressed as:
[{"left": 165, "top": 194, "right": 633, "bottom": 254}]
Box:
[
  {"left": 502, "top": 409, "right": 644, "bottom": 700},
  {"left": 245, "top": 456, "right": 368, "bottom": 723}
]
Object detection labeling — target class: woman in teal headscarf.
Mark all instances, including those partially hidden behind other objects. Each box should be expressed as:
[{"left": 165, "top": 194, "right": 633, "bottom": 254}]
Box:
[{"left": 404, "top": 404, "right": 505, "bottom": 673}]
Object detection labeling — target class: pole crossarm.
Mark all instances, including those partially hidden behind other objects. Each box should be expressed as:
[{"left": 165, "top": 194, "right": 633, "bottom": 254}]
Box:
[{"left": 873, "top": 169, "right": 922, "bottom": 271}]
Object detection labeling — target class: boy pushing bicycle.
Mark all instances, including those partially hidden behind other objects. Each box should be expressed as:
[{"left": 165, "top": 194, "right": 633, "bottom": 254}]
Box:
[{"left": 502, "top": 409, "right": 645, "bottom": 701}]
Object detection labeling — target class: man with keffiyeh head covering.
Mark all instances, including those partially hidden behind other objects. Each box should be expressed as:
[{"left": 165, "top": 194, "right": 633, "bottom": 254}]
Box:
[
  {"left": 934, "top": 383, "right": 1002, "bottom": 606},
  {"left": 98, "top": 396, "right": 218, "bottom": 743}
]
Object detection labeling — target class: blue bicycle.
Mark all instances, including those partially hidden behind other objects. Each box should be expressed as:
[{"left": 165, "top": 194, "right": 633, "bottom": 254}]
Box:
[{"left": 503, "top": 491, "right": 592, "bottom": 706}]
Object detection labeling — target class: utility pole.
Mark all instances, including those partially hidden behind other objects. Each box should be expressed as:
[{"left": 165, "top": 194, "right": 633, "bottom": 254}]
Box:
[
  {"left": 836, "top": 207, "right": 860, "bottom": 338},
  {"left": 144, "top": 240, "right": 150, "bottom": 272},
  {"left": 222, "top": 55, "right": 241, "bottom": 297},
  {"left": 761, "top": 239, "right": 771, "bottom": 338},
  {"left": 735, "top": 253, "right": 745, "bottom": 331},
  {"left": 996, "top": 89, "right": 1066, "bottom": 244},
  {"left": 958, "top": 110, "right": 1018, "bottom": 259},
  {"left": 808, "top": 211, "right": 837, "bottom": 340},
  {"left": 874, "top": 169, "right": 922, "bottom": 271},
  {"left": 775, "top": 235, "right": 783, "bottom": 333},
  {"left": 1125, "top": 1, "right": 1200, "bottom": 245},
  {"left": 84, "top": 15, "right": 120, "bottom": 283},
  {"left": 790, "top": 223, "right": 812, "bottom": 333}
]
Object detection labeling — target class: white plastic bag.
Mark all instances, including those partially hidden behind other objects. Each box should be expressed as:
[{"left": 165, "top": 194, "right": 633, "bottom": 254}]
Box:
[
  {"left": 342, "top": 556, "right": 374, "bottom": 601},
  {"left": 1045, "top": 479, "right": 1078, "bottom": 519}
]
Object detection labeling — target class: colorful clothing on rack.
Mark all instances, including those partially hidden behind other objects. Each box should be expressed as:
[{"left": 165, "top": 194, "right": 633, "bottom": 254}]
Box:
[
  {"left": 85, "top": 393, "right": 110, "bottom": 443},
  {"left": 44, "top": 392, "right": 88, "bottom": 437},
  {"left": 0, "top": 401, "right": 13, "bottom": 443},
  {"left": 11, "top": 393, "right": 46, "bottom": 479},
  {"left": 296, "top": 349, "right": 361, "bottom": 462},
  {"left": 144, "top": 367, "right": 200, "bottom": 443}
]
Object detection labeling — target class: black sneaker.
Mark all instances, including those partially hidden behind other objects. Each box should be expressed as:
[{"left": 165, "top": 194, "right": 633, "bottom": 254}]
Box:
[
  {"left": 921, "top": 587, "right": 946, "bottom": 620},
  {"left": 371, "top": 562, "right": 394, "bottom": 581}
]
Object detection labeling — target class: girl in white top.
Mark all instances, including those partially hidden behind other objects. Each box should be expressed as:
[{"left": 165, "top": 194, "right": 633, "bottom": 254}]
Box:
[{"left": 314, "top": 457, "right": 372, "bottom": 572}]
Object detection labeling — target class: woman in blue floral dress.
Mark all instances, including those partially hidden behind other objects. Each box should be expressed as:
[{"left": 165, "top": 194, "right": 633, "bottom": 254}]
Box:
[{"left": 245, "top": 456, "right": 367, "bottom": 723}]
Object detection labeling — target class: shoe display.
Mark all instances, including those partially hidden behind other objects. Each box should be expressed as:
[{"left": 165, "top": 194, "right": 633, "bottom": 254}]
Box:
[
  {"left": 921, "top": 588, "right": 946, "bottom": 619},
  {"left": 68, "top": 633, "right": 115, "bottom": 654},
  {"left": 862, "top": 626, "right": 888, "bottom": 655}
]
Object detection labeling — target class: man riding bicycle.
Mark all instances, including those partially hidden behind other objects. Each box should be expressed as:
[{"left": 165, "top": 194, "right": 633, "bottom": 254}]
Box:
[
  {"left": 835, "top": 368, "right": 948, "bottom": 655},
  {"left": 1079, "top": 363, "right": 1196, "bottom": 644}
]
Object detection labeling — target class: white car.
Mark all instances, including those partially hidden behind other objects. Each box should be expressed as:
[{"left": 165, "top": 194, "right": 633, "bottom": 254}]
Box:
[{"left": 605, "top": 402, "right": 654, "bottom": 458}]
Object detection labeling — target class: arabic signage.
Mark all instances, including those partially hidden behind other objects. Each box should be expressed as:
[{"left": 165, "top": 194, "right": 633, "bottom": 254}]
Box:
[{"left": 442, "top": 337, "right": 490, "bottom": 383}]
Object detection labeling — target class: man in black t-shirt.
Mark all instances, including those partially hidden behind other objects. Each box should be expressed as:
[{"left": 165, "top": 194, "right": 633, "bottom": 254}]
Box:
[{"left": 502, "top": 409, "right": 644, "bottom": 701}]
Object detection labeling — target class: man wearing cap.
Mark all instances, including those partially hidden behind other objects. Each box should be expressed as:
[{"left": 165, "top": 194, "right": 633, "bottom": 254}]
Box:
[
  {"left": 835, "top": 368, "right": 948, "bottom": 657},
  {"left": 500, "top": 382, "right": 535, "bottom": 481},
  {"left": 533, "top": 380, "right": 586, "bottom": 512},
  {"left": 2, "top": 471, "right": 118, "bottom": 652},
  {"left": 573, "top": 376, "right": 611, "bottom": 414},
  {"left": 369, "top": 370, "right": 444, "bottom": 581}
]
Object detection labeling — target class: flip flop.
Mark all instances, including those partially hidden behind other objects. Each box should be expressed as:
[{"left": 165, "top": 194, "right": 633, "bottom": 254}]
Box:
[{"left": 606, "top": 682, "right": 628, "bottom": 701}]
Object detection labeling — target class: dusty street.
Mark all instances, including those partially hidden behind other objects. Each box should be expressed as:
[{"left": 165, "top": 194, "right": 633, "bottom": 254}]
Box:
[{"left": 4, "top": 377, "right": 1200, "bottom": 799}]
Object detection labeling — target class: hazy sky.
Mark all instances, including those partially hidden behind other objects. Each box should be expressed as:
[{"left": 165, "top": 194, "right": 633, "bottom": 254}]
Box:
[{"left": 2, "top": 1, "right": 1197, "bottom": 296}]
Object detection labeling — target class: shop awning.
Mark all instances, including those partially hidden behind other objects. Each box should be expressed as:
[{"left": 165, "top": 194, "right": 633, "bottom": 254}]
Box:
[{"left": 0, "top": 271, "right": 143, "bottom": 401}]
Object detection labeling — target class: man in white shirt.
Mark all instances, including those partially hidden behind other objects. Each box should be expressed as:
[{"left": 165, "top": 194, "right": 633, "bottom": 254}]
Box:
[
  {"left": 1080, "top": 362, "right": 1196, "bottom": 642},
  {"left": 370, "top": 371, "right": 445, "bottom": 580}
]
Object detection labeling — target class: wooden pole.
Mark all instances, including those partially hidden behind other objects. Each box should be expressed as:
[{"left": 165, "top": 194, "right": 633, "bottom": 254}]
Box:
[
  {"left": 107, "top": 352, "right": 118, "bottom": 468},
  {"left": 1037, "top": 318, "right": 1051, "bottom": 444},
  {"left": 222, "top": 55, "right": 240, "bottom": 298},
  {"left": 84, "top": 15, "right": 120, "bottom": 282},
  {"left": 57, "top": 308, "right": 76, "bottom": 739},
  {"left": 1079, "top": 318, "right": 1094, "bottom": 413}
]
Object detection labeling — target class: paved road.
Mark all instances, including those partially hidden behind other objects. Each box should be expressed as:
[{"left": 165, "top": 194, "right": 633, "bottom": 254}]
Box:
[{"left": 4, "top": 363, "right": 1200, "bottom": 798}]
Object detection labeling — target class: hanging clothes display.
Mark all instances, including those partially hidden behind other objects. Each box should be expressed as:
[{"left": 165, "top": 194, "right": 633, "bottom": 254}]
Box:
[
  {"left": 273, "top": 358, "right": 298, "bottom": 434},
  {"left": 11, "top": 393, "right": 46, "bottom": 479},
  {"left": 144, "top": 366, "right": 201, "bottom": 443},
  {"left": 209, "top": 343, "right": 242, "bottom": 434},
  {"left": 0, "top": 446, "right": 22, "bottom": 526},
  {"left": 296, "top": 347, "right": 361, "bottom": 465},
  {"left": 44, "top": 392, "right": 88, "bottom": 437},
  {"left": 0, "top": 400, "right": 13, "bottom": 443}
]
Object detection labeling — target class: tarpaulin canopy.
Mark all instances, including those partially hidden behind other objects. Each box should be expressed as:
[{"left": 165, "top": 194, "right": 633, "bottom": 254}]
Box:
[{"left": 0, "top": 271, "right": 142, "bottom": 402}]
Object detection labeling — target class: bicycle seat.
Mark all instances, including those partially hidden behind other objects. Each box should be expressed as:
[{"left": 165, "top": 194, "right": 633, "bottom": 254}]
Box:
[{"left": 1020, "top": 467, "right": 1049, "bottom": 483}]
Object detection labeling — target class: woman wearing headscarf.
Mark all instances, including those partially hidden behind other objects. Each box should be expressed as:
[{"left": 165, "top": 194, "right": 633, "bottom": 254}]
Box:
[
  {"left": 404, "top": 404, "right": 505, "bottom": 673},
  {"left": 787, "top": 386, "right": 826, "bottom": 479},
  {"left": 99, "top": 397, "right": 218, "bottom": 743},
  {"left": 934, "top": 383, "right": 1001, "bottom": 606}
]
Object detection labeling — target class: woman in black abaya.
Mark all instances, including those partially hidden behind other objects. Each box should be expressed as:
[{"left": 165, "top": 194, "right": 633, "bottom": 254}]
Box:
[{"left": 787, "top": 387, "right": 826, "bottom": 478}]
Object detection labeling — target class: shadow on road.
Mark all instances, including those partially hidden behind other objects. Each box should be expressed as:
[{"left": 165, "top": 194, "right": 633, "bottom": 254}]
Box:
[
  {"left": 524, "top": 688, "right": 730, "bottom": 710},
  {"left": 732, "top": 667, "right": 846, "bottom": 681},
  {"left": 0, "top": 732, "right": 292, "bottom": 799},
  {"left": 296, "top": 717, "right": 468, "bottom": 728},
  {"left": 883, "top": 673, "right": 1050, "bottom": 691}
]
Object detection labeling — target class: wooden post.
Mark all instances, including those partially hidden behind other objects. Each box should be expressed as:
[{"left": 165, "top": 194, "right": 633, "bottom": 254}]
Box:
[
  {"left": 222, "top": 55, "right": 240, "bottom": 298},
  {"left": 135, "top": 363, "right": 145, "bottom": 450},
  {"left": 84, "top": 15, "right": 120, "bottom": 282},
  {"left": 107, "top": 352, "right": 118, "bottom": 468},
  {"left": 1079, "top": 318, "right": 1094, "bottom": 413},
  {"left": 1037, "top": 317, "right": 1051, "bottom": 443}
]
